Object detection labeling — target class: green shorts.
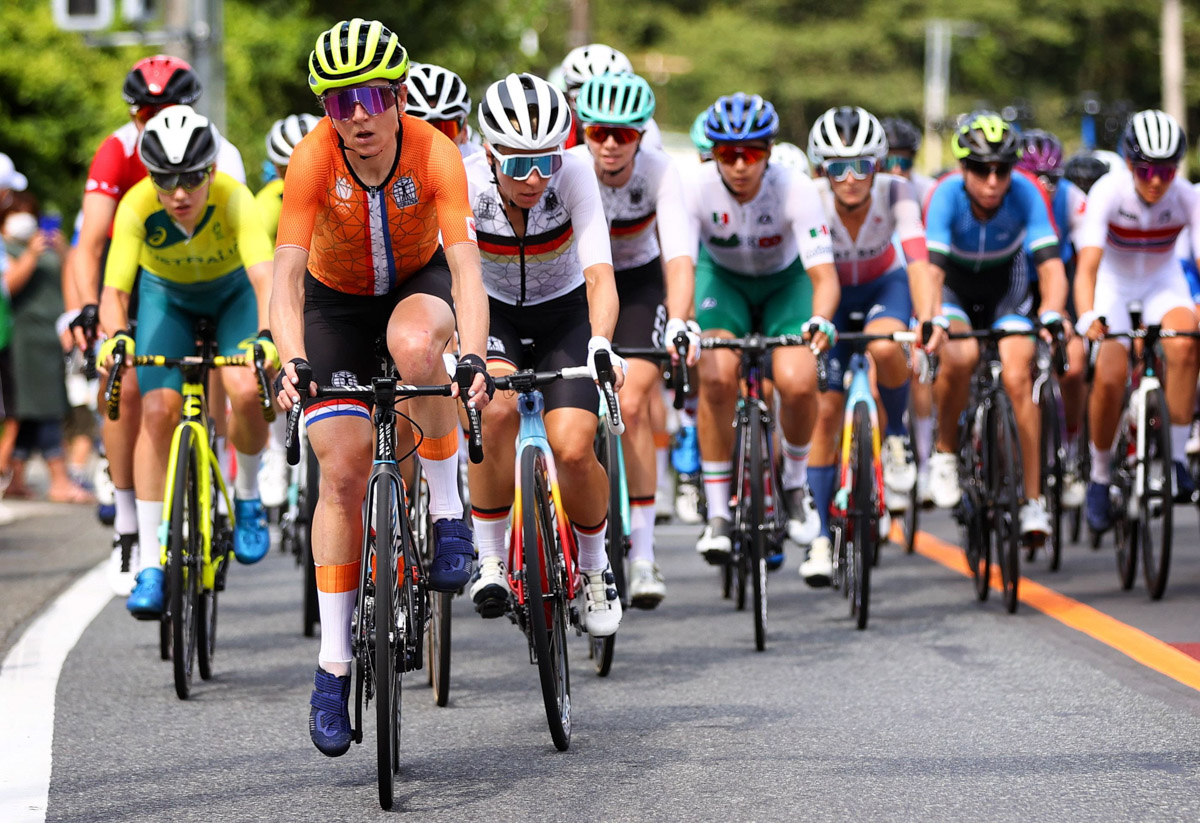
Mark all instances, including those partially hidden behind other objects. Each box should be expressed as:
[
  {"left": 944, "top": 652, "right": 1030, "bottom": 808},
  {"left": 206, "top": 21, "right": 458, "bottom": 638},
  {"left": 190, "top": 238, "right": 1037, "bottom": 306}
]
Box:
[
  {"left": 694, "top": 247, "right": 813, "bottom": 337},
  {"left": 135, "top": 269, "right": 258, "bottom": 394}
]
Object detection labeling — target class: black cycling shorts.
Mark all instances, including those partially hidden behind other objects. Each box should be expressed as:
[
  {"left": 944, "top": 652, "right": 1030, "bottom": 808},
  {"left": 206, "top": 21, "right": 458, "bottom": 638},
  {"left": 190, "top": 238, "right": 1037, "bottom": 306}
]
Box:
[
  {"left": 486, "top": 285, "right": 597, "bottom": 414},
  {"left": 613, "top": 258, "right": 666, "bottom": 356},
  {"left": 303, "top": 247, "right": 455, "bottom": 388},
  {"left": 941, "top": 255, "right": 1032, "bottom": 330}
]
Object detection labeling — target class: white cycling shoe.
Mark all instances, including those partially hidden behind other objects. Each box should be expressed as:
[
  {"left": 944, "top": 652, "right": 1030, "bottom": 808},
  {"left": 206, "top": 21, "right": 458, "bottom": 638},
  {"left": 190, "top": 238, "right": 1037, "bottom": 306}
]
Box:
[
  {"left": 928, "top": 452, "right": 962, "bottom": 509},
  {"left": 581, "top": 563, "right": 622, "bottom": 637},
  {"left": 1020, "top": 497, "right": 1052, "bottom": 538}
]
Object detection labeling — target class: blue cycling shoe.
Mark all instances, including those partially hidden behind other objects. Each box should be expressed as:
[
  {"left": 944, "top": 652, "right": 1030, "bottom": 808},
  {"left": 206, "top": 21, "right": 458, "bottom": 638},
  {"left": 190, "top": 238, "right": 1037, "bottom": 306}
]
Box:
[
  {"left": 671, "top": 425, "right": 701, "bottom": 476},
  {"left": 309, "top": 667, "right": 352, "bottom": 757},
  {"left": 1085, "top": 482, "right": 1113, "bottom": 534},
  {"left": 429, "top": 518, "right": 475, "bottom": 592},
  {"left": 97, "top": 502, "right": 116, "bottom": 527},
  {"left": 126, "top": 567, "right": 165, "bottom": 620},
  {"left": 766, "top": 543, "right": 785, "bottom": 572},
  {"left": 1173, "top": 460, "right": 1196, "bottom": 504},
  {"left": 233, "top": 497, "right": 270, "bottom": 564}
]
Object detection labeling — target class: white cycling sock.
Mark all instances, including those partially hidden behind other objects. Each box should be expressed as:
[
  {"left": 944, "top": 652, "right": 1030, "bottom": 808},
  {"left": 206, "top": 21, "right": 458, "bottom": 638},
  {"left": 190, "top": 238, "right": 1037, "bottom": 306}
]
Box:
[
  {"left": 115, "top": 487, "right": 138, "bottom": 535},
  {"left": 702, "top": 460, "right": 732, "bottom": 522},
  {"left": 234, "top": 451, "right": 260, "bottom": 499},
  {"left": 316, "top": 578, "right": 357, "bottom": 678},
  {"left": 135, "top": 499, "right": 164, "bottom": 573},
  {"left": 471, "top": 506, "right": 510, "bottom": 561},
  {"left": 419, "top": 453, "right": 464, "bottom": 521},
  {"left": 574, "top": 520, "right": 609, "bottom": 571},
  {"left": 914, "top": 417, "right": 934, "bottom": 469},
  {"left": 781, "top": 437, "right": 811, "bottom": 491},
  {"left": 628, "top": 500, "right": 656, "bottom": 564},
  {"left": 1171, "top": 424, "right": 1189, "bottom": 465},
  {"left": 1090, "top": 443, "right": 1114, "bottom": 484}
]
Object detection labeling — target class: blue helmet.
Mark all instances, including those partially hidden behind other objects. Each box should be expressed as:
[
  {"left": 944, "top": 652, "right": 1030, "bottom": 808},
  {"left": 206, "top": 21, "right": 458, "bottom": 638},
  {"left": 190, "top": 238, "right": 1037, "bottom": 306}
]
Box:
[{"left": 704, "top": 93, "right": 779, "bottom": 143}]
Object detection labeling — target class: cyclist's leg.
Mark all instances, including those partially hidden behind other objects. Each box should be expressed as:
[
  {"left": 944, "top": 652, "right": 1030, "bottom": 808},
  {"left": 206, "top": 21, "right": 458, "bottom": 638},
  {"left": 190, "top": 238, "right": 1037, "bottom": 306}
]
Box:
[
  {"left": 863, "top": 270, "right": 916, "bottom": 499},
  {"left": 995, "top": 315, "right": 1043, "bottom": 531},
  {"left": 1086, "top": 271, "right": 1136, "bottom": 528},
  {"left": 694, "top": 249, "right": 752, "bottom": 556},
  {"left": 1145, "top": 271, "right": 1200, "bottom": 493},
  {"left": 384, "top": 256, "right": 474, "bottom": 590},
  {"left": 809, "top": 281, "right": 853, "bottom": 556},
  {"left": 930, "top": 274, "right": 983, "bottom": 508}
]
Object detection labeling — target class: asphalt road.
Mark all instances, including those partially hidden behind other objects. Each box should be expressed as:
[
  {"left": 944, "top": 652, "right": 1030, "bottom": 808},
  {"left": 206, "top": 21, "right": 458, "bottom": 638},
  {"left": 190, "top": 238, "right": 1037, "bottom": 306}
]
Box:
[{"left": 7, "top": 501, "right": 1200, "bottom": 821}]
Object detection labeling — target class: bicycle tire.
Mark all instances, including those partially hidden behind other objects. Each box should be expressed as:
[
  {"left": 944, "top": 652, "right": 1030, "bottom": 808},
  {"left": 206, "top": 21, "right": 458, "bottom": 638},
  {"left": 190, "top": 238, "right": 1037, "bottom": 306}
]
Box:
[
  {"left": 747, "top": 406, "right": 768, "bottom": 651},
  {"left": 159, "top": 615, "right": 171, "bottom": 661},
  {"left": 521, "top": 445, "right": 572, "bottom": 751},
  {"left": 989, "top": 392, "right": 1023, "bottom": 614},
  {"left": 601, "top": 425, "right": 628, "bottom": 605},
  {"left": 731, "top": 410, "right": 750, "bottom": 613},
  {"left": 959, "top": 402, "right": 990, "bottom": 601},
  {"left": 902, "top": 389, "right": 919, "bottom": 554},
  {"left": 1039, "top": 377, "right": 1065, "bottom": 571},
  {"left": 850, "top": 402, "right": 875, "bottom": 630},
  {"left": 1113, "top": 414, "right": 1138, "bottom": 590},
  {"left": 373, "top": 477, "right": 402, "bottom": 811},
  {"left": 1139, "top": 384, "right": 1173, "bottom": 600},
  {"left": 169, "top": 427, "right": 201, "bottom": 699},
  {"left": 411, "top": 465, "right": 452, "bottom": 707},
  {"left": 302, "top": 446, "right": 320, "bottom": 638}
]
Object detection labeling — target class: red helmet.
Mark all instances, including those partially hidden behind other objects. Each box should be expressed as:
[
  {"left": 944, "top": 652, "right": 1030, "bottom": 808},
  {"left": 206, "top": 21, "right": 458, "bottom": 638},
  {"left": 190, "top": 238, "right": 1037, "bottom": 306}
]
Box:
[{"left": 122, "top": 55, "right": 202, "bottom": 107}]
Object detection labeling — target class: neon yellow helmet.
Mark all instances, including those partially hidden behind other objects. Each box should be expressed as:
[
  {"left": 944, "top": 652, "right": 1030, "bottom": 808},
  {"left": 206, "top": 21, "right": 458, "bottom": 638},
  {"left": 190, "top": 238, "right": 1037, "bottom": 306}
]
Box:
[
  {"left": 308, "top": 18, "right": 409, "bottom": 97},
  {"left": 951, "top": 111, "right": 1020, "bottom": 163}
]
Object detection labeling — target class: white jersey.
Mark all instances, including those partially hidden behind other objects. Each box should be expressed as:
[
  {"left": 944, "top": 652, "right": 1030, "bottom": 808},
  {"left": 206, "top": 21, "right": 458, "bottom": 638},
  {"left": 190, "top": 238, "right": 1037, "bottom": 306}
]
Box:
[
  {"left": 683, "top": 162, "right": 834, "bottom": 276},
  {"left": 1172, "top": 182, "right": 1200, "bottom": 261},
  {"left": 911, "top": 171, "right": 937, "bottom": 212},
  {"left": 567, "top": 144, "right": 691, "bottom": 271},
  {"left": 815, "top": 173, "right": 926, "bottom": 286},
  {"left": 465, "top": 149, "right": 612, "bottom": 306},
  {"left": 1077, "top": 166, "right": 1200, "bottom": 280}
]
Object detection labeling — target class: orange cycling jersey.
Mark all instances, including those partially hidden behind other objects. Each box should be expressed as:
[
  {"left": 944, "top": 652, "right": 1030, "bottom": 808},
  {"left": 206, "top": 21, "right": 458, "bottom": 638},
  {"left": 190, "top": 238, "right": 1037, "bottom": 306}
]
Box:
[{"left": 277, "top": 116, "right": 477, "bottom": 296}]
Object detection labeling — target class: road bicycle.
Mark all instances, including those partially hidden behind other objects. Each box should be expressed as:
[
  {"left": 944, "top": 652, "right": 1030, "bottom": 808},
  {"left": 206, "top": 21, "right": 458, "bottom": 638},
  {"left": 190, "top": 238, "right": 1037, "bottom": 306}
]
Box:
[
  {"left": 491, "top": 355, "right": 621, "bottom": 750},
  {"left": 105, "top": 320, "right": 274, "bottom": 699},
  {"left": 283, "top": 360, "right": 482, "bottom": 810},
  {"left": 1032, "top": 330, "right": 1069, "bottom": 571},
  {"left": 279, "top": 424, "right": 320, "bottom": 637},
  {"left": 699, "top": 334, "right": 796, "bottom": 651}
]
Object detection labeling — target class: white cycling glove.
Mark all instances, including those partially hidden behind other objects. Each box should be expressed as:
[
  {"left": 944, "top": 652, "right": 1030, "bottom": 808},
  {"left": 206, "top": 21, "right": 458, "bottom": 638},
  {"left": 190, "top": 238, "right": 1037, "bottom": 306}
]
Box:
[
  {"left": 664, "top": 317, "right": 700, "bottom": 353},
  {"left": 587, "top": 335, "right": 627, "bottom": 383}
]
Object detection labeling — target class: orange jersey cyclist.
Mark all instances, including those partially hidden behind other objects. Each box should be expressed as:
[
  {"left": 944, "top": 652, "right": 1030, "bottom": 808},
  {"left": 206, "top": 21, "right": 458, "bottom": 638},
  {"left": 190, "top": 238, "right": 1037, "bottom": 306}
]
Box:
[{"left": 269, "top": 19, "right": 493, "bottom": 759}]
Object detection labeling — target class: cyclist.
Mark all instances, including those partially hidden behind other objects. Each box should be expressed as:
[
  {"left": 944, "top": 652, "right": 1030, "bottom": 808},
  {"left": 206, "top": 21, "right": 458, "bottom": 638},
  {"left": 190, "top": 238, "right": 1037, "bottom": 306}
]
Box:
[
  {"left": 690, "top": 111, "right": 714, "bottom": 163},
  {"left": 97, "top": 106, "right": 275, "bottom": 619},
  {"left": 922, "top": 112, "right": 1070, "bottom": 540},
  {"left": 568, "top": 70, "right": 697, "bottom": 608},
  {"left": 806, "top": 106, "right": 927, "bottom": 563},
  {"left": 254, "top": 113, "right": 320, "bottom": 511},
  {"left": 73, "top": 55, "right": 245, "bottom": 596},
  {"left": 770, "top": 141, "right": 810, "bottom": 176},
  {"left": 463, "top": 72, "right": 625, "bottom": 639},
  {"left": 404, "top": 62, "right": 482, "bottom": 160},
  {"left": 880, "top": 117, "right": 936, "bottom": 205},
  {"left": 1063, "top": 151, "right": 1112, "bottom": 196},
  {"left": 1017, "top": 128, "right": 1089, "bottom": 510},
  {"left": 558, "top": 43, "right": 662, "bottom": 151},
  {"left": 683, "top": 92, "right": 839, "bottom": 585},
  {"left": 1075, "top": 109, "right": 1200, "bottom": 529},
  {"left": 270, "top": 19, "right": 492, "bottom": 758}
]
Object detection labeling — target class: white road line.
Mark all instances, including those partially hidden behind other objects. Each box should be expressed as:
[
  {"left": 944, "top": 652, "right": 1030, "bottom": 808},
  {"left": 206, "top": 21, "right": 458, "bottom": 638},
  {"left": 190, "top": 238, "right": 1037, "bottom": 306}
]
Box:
[{"left": 0, "top": 561, "right": 113, "bottom": 823}]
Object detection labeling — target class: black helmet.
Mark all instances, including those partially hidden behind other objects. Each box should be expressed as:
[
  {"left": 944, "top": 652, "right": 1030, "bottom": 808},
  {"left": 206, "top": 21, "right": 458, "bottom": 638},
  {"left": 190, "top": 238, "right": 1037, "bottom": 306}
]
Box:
[
  {"left": 951, "top": 111, "right": 1020, "bottom": 164},
  {"left": 881, "top": 117, "right": 922, "bottom": 152},
  {"left": 1062, "top": 152, "right": 1111, "bottom": 194}
]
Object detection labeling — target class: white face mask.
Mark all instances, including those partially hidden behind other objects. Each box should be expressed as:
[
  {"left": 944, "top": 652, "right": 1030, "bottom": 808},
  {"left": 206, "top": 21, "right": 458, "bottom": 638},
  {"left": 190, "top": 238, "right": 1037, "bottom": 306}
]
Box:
[{"left": 2, "top": 212, "right": 36, "bottom": 243}]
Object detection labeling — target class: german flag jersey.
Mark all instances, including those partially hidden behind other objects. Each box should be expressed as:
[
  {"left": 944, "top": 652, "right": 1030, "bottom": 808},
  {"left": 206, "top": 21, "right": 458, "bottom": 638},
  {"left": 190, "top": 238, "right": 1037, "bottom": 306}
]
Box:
[{"left": 465, "top": 149, "right": 612, "bottom": 307}]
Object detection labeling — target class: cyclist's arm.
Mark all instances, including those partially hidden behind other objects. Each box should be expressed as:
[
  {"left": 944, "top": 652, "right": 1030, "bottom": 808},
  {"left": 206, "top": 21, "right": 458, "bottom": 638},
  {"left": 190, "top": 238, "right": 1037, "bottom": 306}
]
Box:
[
  {"left": 99, "top": 285, "right": 131, "bottom": 338},
  {"left": 98, "top": 196, "right": 144, "bottom": 335},
  {"left": 655, "top": 159, "right": 695, "bottom": 323},
  {"left": 1072, "top": 172, "right": 1112, "bottom": 322},
  {"left": 891, "top": 176, "right": 934, "bottom": 329},
  {"left": 785, "top": 173, "right": 839, "bottom": 319},
  {"left": 74, "top": 192, "right": 118, "bottom": 315},
  {"left": 443, "top": 242, "right": 488, "bottom": 360},
  {"left": 565, "top": 155, "right": 616, "bottom": 338},
  {"left": 807, "top": 262, "right": 840, "bottom": 321},
  {"left": 272, "top": 133, "right": 326, "bottom": 368},
  {"left": 1017, "top": 174, "right": 1067, "bottom": 316},
  {"left": 270, "top": 246, "right": 308, "bottom": 366},
  {"left": 1073, "top": 246, "right": 1103, "bottom": 317}
]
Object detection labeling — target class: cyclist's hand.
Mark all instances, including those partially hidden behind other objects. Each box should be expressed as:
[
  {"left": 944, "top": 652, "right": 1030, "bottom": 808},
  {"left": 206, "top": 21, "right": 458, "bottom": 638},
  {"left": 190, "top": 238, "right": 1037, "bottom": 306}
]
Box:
[
  {"left": 923, "top": 316, "right": 950, "bottom": 355},
  {"left": 97, "top": 331, "right": 134, "bottom": 373},
  {"left": 275, "top": 357, "right": 315, "bottom": 411},
  {"left": 1039, "top": 310, "right": 1071, "bottom": 344},
  {"left": 455, "top": 353, "right": 494, "bottom": 410},
  {"left": 70, "top": 304, "right": 99, "bottom": 352},
  {"left": 240, "top": 330, "right": 280, "bottom": 370},
  {"left": 665, "top": 317, "right": 701, "bottom": 367},
  {"left": 588, "top": 335, "right": 627, "bottom": 391},
  {"left": 1075, "top": 310, "right": 1107, "bottom": 342},
  {"left": 803, "top": 316, "right": 837, "bottom": 353}
]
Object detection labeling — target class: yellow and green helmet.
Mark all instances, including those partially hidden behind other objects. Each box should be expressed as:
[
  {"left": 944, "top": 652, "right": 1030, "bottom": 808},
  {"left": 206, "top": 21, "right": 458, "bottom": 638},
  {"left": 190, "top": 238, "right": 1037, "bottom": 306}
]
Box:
[
  {"left": 951, "top": 111, "right": 1021, "bottom": 163},
  {"left": 308, "top": 18, "right": 409, "bottom": 97}
]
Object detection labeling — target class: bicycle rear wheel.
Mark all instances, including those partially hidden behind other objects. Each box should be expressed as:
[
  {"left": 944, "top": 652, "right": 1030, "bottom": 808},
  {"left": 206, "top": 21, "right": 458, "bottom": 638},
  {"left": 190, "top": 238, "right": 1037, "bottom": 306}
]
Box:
[
  {"left": 521, "top": 446, "right": 572, "bottom": 751},
  {"left": 168, "top": 427, "right": 201, "bottom": 699},
  {"left": 1038, "top": 377, "right": 1064, "bottom": 571},
  {"left": 1139, "top": 385, "right": 1173, "bottom": 599},
  {"left": 989, "top": 393, "right": 1023, "bottom": 614},
  {"left": 373, "top": 477, "right": 402, "bottom": 810},
  {"left": 302, "top": 446, "right": 320, "bottom": 638},
  {"left": 902, "top": 388, "right": 919, "bottom": 553},
  {"left": 1112, "top": 413, "right": 1138, "bottom": 589},
  {"left": 746, "top": 407, "right": 768, "bottom": 651},
  {"left": 850, "top": 402, "right": 876, "bottom": 630},
  {"left": 959, "top": 405, "right": 990, "bottom": 601}
]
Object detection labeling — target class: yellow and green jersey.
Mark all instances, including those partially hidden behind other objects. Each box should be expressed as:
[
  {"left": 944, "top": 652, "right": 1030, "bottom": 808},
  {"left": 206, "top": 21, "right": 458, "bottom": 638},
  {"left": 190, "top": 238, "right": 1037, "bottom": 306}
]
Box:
[{"left": 255, "top": 177, "right": 285, "bottom": 246}]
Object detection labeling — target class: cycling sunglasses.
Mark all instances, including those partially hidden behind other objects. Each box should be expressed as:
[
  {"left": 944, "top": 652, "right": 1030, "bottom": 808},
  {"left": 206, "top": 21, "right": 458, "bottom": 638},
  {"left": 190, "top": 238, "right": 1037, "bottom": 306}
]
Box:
[
  {"left": 1132, "top": 162, "right": 1177, "bottom": 183},
  {"left": 131, "top": 104, "right": 167, "bottom": 125},
  {"left": 322, "top": 85, "right": 398, "bottom": 121},
  {"left": 883, "top": 155, "right": 914, "bottom": 172},
  {"left": 583, "top": 125, "right": 643, "bottom": 145},
  {"left": 823, "top": 158, "right": 877, "bottom": 181},
  {"left": 149, "top": 166, "right": 212, "bottom": 193},
  {"left": 487, "top": 144, "right": 563, "bottom": 181},
  {"left": 963, "top": 159, "right": 1013, "bottom": 180},
  {"left": 429, "top": 117, "right": 464, "bottom": 140},
  {"left": 712, "top": 144, "right": 769, "bottom": 166}
]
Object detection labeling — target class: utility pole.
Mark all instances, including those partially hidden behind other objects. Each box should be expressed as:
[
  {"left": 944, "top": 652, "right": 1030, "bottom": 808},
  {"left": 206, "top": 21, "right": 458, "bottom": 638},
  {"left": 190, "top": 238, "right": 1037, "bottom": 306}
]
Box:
[
  {"left": 922, "top": 19, "right": 981, "bottom": 174},
  {"left": 189, "top": 0, "right": 224, "bottom": 132},
  {"left": 1162, "top": 0, "right": 1185, "bottom": 171},
  {"left": 568, "top": 0, "right": 589, "bottom": 50}
]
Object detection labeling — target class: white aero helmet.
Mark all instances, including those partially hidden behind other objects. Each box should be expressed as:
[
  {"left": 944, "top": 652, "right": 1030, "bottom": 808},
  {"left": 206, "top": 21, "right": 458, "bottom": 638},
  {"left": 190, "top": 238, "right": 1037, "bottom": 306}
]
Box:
[
  {"left": 405, "top": 62, "right": 471, "bottom": 121},
  {"left": 265, "top": 113, "right": 320, "bottom": 166},
  {"left": 478, "top": 73, "right": 572, "bottom": 151},
  {"left": 1122, "top": 109, "right": 1187, "bottom": 164},
  {"left": 560, "top": 43, "right": 633, "bottom": 91},
  {"left": 138, "top": 104, "right": 219, "bottom": 173},
  {"left": 807, "top": 106, "right": 889, "bottom": 165},
  {"left": 770, "top": 141, "right": 810, "bottom": 175}
]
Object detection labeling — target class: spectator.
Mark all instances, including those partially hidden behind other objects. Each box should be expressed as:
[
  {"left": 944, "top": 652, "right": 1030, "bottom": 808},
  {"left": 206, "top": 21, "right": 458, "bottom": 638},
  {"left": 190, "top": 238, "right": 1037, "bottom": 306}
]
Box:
[
  {"left": 1, "top": 190, "right": 94, "bottom": 503},
  {"left": 0, "top": 154, "right": 21, "bottom": 522}
]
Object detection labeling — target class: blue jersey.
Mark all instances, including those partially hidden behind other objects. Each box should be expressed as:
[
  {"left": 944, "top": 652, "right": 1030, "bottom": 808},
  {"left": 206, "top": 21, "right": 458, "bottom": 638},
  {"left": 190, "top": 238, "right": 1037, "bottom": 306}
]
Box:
[{"left": 924, "top": 171, "right": 1059, "bottom": 272}]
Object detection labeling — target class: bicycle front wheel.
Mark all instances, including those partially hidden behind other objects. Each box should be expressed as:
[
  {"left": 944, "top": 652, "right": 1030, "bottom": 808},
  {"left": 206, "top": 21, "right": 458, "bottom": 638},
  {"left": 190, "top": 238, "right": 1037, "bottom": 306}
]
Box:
[
  {"left": 1139, "top": 385, "right": 1173, "bottom": 599},
  {"left": 850, "top": 402, "right": 876, "bottom": 630},
  {"left": 1038, "top": 377, "right": 1064, "bottom": 571},
  {"left": 989, "top": 393, "right": 1023, "bottom": 614},
  {"left": 746, "top": 406, "right": 768, "bottom": 651},
  {"left": 168, "top": 426, "right": 202, "bottom": 699},
  {"left": 521, "top": 445, "right": 572, "bottom": 751},
  {"left": 373, "top": 477, "right": 402, "bottom": 810}
]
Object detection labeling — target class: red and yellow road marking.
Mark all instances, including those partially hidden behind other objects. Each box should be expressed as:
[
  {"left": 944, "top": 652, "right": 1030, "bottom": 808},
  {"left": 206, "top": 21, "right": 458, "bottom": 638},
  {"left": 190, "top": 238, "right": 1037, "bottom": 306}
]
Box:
[{"left": 901, "top": 525, "right": 1200, "bottom": 692}]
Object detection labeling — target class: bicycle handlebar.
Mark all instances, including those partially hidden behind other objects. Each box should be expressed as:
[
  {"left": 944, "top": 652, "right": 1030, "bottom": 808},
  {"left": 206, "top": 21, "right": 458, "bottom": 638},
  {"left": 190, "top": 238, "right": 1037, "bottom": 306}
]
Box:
[
  {"left": 614, "top": 331, "right": 692, "bottom": 410},
  {"left": 492, "top": 364, "right": 622, "bottom": 434},
  {"left": 454, "top": 362, "right": 485, "bottom": 465},
  {"left": 592, "top": 349, "right": 625, "bottom": 435}
]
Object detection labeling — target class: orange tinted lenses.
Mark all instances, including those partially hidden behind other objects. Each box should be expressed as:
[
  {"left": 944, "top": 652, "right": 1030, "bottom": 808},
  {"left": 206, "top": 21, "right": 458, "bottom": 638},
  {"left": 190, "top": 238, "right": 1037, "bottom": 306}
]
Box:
[
  {"left": 713, "top": 144, "right": 769, "bottom": 165},
  {"left": 583, "top": 125, "right": 642, "bottom": 145}
]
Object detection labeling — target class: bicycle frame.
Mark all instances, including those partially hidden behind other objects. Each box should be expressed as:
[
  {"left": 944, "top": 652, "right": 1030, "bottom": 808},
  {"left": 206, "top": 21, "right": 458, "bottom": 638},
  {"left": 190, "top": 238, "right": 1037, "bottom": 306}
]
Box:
[
  {"left": 597, "top": 402, "right": 631, "bottom": 542},
  {"left": 831, "top": 351, "right": 885, "bottom": 522}
]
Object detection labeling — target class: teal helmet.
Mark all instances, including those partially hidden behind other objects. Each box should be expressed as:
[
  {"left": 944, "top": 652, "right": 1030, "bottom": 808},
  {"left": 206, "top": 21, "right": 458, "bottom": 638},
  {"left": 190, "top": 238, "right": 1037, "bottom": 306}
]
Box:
[
  {"left": 690, "top": 110, "right": 714, "bottom": 159},
  {"left": 575, "top": 72, "right": 656, "bottom": 129}
]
